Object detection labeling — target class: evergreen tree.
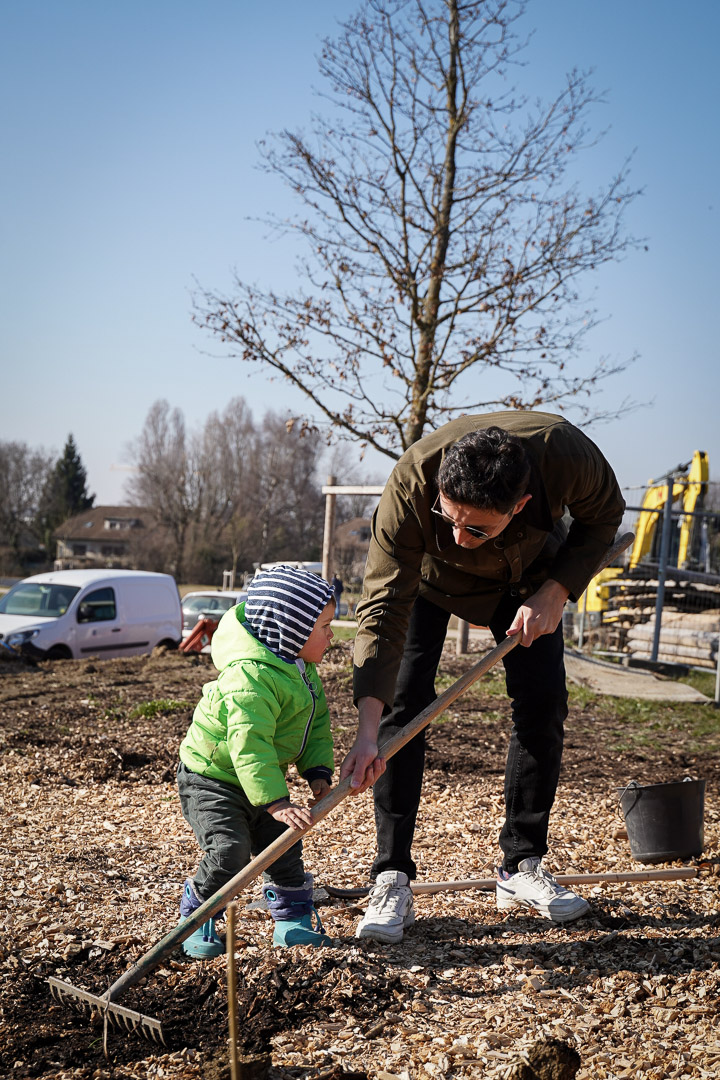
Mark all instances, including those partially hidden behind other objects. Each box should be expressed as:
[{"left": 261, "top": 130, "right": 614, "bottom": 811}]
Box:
[{"left": 37, "top": 434, "right": 95, "bottom": 550}]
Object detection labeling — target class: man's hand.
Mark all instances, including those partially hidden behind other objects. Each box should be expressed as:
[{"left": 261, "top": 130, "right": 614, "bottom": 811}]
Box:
[
  {"left": 339, "top": 696, "right": 386, "bottom": 794},
  {"left": 339, "top": 736, "right": 386, "bottom": 795},
  {"left": 268, "top": 801, "right": 314, "bottom": 830},
  {"left": 506, "top": 579, "right": 570, "bottom": 647},
  {"left": 308, "top": 778, "right": 331, "bottom": 806}
]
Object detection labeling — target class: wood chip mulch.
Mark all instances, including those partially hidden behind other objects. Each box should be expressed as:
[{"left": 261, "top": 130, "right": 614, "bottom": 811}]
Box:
[{"left": 0, "top": 641, "right": 718, "bottom": 1079}]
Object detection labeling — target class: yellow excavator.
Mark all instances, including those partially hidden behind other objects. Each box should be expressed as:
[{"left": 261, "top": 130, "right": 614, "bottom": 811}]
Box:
[
  {"left": 628, "top": 451, "right": 709, "bottom": 570},
  {"left": 579, "top": 451, "right": 710, "bottom": 616}
]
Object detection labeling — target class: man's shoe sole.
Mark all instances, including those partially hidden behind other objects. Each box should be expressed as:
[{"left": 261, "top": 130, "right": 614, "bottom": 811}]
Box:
[
  {"left": 496, "top": 891, "right": 589, "bottom": 923},
  {"left": 355, "top": 912, "right": 415, "bottom": 943}
]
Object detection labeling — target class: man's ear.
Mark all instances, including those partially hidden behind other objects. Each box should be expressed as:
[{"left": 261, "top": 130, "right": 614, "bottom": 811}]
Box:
[{"left": 512, "top": 494, "right": 532, "bottom": 515}]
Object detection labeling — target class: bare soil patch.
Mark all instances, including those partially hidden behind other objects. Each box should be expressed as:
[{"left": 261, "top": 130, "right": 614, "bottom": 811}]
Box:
[{"left": 1, "top": 642, "right": 718, "bottom": 1079}]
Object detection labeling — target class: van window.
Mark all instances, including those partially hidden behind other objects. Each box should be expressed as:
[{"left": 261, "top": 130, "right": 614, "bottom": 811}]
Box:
[
  {"left": 77, "top": 587, "right": 117, "bottom": 623},
  {"left": 0, "top": 583, "right": 80, "bottom": 618}
]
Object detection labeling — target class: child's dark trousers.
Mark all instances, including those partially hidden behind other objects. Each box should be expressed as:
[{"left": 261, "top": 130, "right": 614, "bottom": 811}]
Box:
[{"left": 177, "top": 762, "right": 306, "bottom": 899}]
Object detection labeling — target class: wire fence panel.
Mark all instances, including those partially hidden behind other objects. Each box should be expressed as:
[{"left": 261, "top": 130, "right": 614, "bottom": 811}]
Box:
[{"left": 568, "top": 481, "right": 720, "bottom": 681}]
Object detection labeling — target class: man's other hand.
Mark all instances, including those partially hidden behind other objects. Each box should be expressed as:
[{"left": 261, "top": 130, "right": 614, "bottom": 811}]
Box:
[
  {"left": 506, "top": 579, "right": 570, "bottom": 646},
  {"left": 339, "top": 737, "right": 386, "bottom": 795}
]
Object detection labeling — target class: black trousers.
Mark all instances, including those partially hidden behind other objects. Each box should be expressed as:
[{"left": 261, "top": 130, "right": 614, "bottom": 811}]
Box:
[{"left": 370, "top": 592, "right": 568, "bottom": 879}]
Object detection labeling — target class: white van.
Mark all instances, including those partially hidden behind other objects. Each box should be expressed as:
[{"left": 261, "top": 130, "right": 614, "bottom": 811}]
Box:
[{"left": 0, "top": 569, "right": 182, "bottom": 661}]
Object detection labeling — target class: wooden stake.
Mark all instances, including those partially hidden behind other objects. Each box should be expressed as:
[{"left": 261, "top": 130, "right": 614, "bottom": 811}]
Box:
[{"left": 227, "top": 903, "right": 239, "bottom": 1080}]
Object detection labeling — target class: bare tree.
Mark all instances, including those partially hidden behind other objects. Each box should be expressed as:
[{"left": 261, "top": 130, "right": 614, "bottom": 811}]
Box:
[
  {"left": 0, "top": 441, "right": 54, "bottom": 568},
  {"left": 195, "top": 0, "right": 641, "bottom": 460},
  {"left": 125, "top": 401, "right": 195, "bottom": 582},
  {"left": 255, "top": 414, "right": 325, "bottom": 564},
  {"left": 193, "top": 398, "right": 261, "bottom": 580}
]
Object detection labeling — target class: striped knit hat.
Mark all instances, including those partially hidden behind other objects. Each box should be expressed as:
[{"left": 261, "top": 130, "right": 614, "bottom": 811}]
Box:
[{"left": 244, "top": 565, "right": 334, "bottom": 661}]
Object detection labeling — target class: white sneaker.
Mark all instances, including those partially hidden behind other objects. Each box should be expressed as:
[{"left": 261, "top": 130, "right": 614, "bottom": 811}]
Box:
[
  {"left": 355, "top": 871, "right": 415, "bottom": 943},
  {"left": 496, "top": 858, "right": 589, "bottom": 924}
]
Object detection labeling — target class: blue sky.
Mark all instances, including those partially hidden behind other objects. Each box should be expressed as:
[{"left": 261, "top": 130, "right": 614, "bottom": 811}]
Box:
[{"left": 2, "top": 0, "right": 718, "bottom": 505}]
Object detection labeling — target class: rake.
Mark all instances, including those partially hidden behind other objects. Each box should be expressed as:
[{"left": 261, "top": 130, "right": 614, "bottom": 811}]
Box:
[{"left": 48, "top": 532, "right": 634, "bottom": 1046}]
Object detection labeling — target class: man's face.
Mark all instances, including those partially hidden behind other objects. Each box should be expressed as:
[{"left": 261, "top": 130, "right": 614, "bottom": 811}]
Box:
[{"left": 434, "top": 492, "right": 531, "bottom": 549}]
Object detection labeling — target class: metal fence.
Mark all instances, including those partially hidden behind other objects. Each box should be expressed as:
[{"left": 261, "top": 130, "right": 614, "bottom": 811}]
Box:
[{"left": 566, "top": 477, "right": 720, "bottom": 703}]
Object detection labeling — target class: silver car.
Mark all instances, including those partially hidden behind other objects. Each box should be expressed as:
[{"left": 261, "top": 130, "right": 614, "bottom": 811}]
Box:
[{"left": 181, "top": 589, "right": 248, "bottom": 638}]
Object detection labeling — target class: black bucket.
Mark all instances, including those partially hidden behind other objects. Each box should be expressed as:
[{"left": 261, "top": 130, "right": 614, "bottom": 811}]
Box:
[{"left": 618, "top": 778, "right": 706, "bottom": 864}]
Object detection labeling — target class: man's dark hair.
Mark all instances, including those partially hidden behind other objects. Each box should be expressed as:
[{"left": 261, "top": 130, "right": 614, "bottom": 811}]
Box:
[{"left": 437, "top": 427, "right": 531, "bottom": 513}]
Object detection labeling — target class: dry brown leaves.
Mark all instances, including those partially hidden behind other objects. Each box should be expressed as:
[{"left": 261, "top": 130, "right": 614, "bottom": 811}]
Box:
[{"left": 0, "top": 643, "right": 718, "bottom": 1079}]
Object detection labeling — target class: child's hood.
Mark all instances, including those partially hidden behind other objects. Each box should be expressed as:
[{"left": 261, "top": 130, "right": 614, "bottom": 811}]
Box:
[{"left": 209, "top": 601, "right": 287, "bottom": 672}]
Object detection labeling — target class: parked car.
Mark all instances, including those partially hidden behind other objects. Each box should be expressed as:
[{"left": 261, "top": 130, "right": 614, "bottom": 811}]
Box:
[
  {"left": 256, "top": 561, "right": 322, "bottom": 575},
  {"left": 0, "top": 570, "right": 182, "bottom": 660},
  {"left": 181, "top": 589, "right": 248, "bottom": 638}
]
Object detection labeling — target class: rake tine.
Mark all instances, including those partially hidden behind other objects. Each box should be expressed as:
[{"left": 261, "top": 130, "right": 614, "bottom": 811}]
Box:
[
  {"left": 47, "top": 977, "right": 165, "bottom": 1046},
  {"left": 103, "top": 1008, "right": 110, "bottom": 1060}
]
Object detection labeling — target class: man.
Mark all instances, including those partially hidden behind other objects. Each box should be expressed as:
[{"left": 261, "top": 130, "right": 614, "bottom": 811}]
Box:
[{"left": 340, "top": 411, "right": 625, "bottom": 943}]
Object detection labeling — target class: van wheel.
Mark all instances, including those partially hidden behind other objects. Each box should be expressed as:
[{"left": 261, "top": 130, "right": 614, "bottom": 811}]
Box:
[
  {"left": 156, "top": 639, "right": 179, "bottom": 651},
  {"left": 46, "top": 645, "right": 72, "bottom": 661}
]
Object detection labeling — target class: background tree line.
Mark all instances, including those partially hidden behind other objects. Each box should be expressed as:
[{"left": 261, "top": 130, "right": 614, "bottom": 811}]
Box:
[
  {"left": 124, "top": 397, "right": 336, "bottom": 584},
  {"left": 0, "top": 399, "right": 378, "bottom": 583}
]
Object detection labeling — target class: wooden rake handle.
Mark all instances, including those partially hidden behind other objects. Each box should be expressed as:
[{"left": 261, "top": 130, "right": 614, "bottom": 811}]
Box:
[
  {"left": 105, "top": 531, "right": 634, "bottom": 1003},
  {"left": 324, "top": 867, "right": 701, "bottom": 899}
]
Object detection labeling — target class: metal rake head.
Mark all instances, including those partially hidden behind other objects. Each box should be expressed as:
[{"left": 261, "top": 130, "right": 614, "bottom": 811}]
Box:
[{"left": 48, "top": 976, "right": 165, "bottom": 1046}]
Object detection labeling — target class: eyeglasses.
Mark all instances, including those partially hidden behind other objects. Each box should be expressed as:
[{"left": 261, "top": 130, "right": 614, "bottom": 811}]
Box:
[{"left": 431, "top": 493, "right": 493, "bottom": 540}]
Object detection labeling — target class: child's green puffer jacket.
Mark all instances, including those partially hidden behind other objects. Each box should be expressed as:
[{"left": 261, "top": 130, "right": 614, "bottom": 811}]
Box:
[{"left": 179, "top": 602, "right": 333, "bottom": 806}]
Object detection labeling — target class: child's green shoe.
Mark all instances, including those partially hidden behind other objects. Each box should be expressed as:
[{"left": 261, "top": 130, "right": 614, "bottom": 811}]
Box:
[
  {"left": 263, "top": 875, "right": 331, "bottom": 947},
  {"left": 180, "top": 915, "right": 225, "bottom": 958},
  {"left": 272, "top": 909, "right": 330, "bottom": 948}
]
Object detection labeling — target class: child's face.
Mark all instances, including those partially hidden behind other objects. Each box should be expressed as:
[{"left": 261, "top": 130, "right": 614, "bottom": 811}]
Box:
[{"left": 297, "top": 600, "right": 335, "bottom": 663}]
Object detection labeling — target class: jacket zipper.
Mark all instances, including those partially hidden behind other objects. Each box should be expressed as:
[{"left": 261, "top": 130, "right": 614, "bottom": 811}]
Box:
[{"left": 294, "top": 659, "right": 317, "bottom": 760}]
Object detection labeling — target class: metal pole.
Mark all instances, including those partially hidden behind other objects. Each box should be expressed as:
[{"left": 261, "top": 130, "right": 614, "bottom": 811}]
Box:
[
  {"left": 577, "top": 586, "right": 589, "bottom": 651},
  {"left": 321, "top": 474, "right": 337, "bottom": 583},
  {"left": 714, "top": 632, "right": 720, "bottom": 708},
  {"left": 650, "top": 481, "right": 675, "bottom": 663},
  {"left": 456, "top": 618, "right": 470, "bottom": 656}
]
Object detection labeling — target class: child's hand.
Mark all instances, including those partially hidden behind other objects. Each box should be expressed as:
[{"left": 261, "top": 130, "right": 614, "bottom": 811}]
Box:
[
  {"left": 269, "top": 801, "right": 314, "bottom": 830},
  {"left": 308, "top": 778, "right": 331, "bottom": 805}
]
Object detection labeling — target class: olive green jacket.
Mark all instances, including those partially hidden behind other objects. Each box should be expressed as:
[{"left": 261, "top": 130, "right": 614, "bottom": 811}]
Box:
[{"left": 353, "top": 411, "right": 625, "bottom": 706}]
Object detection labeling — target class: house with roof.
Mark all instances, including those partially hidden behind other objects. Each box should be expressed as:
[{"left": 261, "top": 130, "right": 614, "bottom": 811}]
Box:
[{"left": 53, "top": 506, "right": 149, "bottom": 570}]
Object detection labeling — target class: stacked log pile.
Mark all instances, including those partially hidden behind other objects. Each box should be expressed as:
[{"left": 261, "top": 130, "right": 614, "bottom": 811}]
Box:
[
  {"left": 625, "top": 612, "right": 719, "bottom": 669},
  {"left": 600, "top": 568, "right": 720, "bottom": 657}
]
